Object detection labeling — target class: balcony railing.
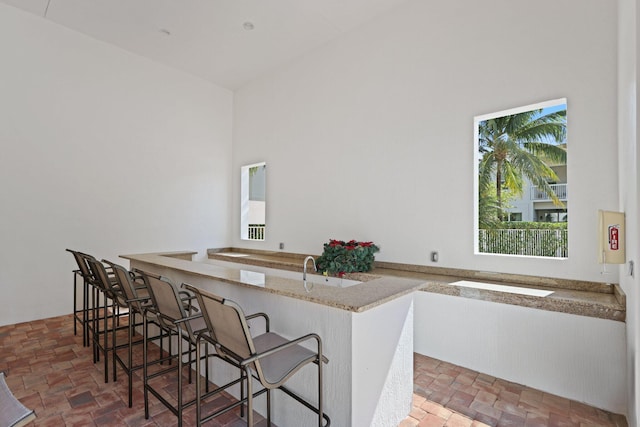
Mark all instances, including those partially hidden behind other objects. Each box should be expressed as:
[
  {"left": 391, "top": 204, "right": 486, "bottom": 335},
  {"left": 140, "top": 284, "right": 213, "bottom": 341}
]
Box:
[
  {"left": 248, "top": 224, "right": 265, "bottom": 240},
  {"left": 531, "top": 183, "right": 567, "bottom": 201}
]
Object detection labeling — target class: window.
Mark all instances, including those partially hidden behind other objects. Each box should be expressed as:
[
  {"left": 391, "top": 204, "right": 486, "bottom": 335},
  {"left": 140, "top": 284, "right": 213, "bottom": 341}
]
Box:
[
  {"left": 508, "top": 213, "right": 523, "bottom": 222},
  {"left": 475, "top": 99, "right": 567, "bottom": 258},
  {"left": 240, "top": 162, "right": 266, "bottom": 241},
  {"left": 536, "top": 209, "right": 567, "bottom": 223}
]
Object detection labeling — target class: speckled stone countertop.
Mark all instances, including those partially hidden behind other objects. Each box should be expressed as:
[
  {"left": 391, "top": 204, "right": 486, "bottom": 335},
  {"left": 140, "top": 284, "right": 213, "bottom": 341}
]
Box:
[
  {"left": 120, "top": 252, "right": 425, "bottom": 313},
  {"left": 206, "top": 248, "right": 626, "bottom": 322}
]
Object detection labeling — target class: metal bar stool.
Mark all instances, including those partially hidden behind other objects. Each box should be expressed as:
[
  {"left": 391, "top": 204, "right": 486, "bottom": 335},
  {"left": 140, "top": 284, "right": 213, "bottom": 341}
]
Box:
[
  {"left": 184, "top": 284, "right": 331, "bottom": 427},
  {"left": 102, "top": 259, "right": 170, "bottom": 408},
  {"left": 85, "top": 257, "right": 129, "bottom": 383},
  {"left": 136, "top": 270, "right": 212, "bottom": 427},
  {"left": 66, "top": 249, "right": 94, "bottom": 347}
]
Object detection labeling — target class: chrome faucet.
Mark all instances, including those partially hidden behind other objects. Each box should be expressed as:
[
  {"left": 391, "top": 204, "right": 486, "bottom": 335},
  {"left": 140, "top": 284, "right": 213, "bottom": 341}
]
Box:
[{"left": 303, "top": 256, "right": 317, "bottom": 292}]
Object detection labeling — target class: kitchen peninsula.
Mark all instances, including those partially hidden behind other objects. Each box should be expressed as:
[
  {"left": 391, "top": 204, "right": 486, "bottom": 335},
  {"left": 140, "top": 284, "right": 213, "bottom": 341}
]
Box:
[{"left": 121, "top": 251, "right": 426, "bottom": 427}]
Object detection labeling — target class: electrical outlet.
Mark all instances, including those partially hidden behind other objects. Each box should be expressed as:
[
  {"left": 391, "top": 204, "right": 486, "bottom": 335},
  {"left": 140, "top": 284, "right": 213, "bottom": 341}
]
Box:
[
  {"left": 279, "top": 242, "right": 285, "bottom": 250},
  {"left": 430, "top": 251, "right": 439, "bottom": 262}
]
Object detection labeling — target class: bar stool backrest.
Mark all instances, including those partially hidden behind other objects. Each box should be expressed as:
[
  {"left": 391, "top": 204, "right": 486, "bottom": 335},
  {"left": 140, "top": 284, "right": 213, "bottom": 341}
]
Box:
[
  {"left": 137, "top": 271, "right": 197, "bottom": 341},
  {"left": 66, "top": 249, "right": 95, "bottom": 284},
  {"left": 104, "top": 261, "right": 147, "bottom": 313},
  {"left": 191, "top": 289, "right": 259, "bottom": 374},
  {"left": 86, "top": 258, "right": 125, "bottom": 306},
  {"left": 83, "top": 255, "right": 108, "bottom": 292}
]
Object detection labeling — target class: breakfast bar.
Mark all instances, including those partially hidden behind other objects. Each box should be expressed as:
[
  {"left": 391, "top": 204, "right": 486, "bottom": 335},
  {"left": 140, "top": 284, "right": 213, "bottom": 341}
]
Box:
[{"left": 121, "top": 251, "right": 426, "bottom": 427}]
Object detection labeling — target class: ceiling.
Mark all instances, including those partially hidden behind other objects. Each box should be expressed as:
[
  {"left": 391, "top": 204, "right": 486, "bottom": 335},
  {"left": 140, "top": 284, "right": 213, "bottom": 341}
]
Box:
[{"left": 0, "top": 0, "right": 409, "bottom": 90}]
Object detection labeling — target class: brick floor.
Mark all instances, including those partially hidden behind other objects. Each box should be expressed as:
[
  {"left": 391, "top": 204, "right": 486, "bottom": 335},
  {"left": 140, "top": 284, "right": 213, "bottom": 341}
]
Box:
[
  {"left": 402, "top": 353, "right": 628, "bottom": 427},
  {"left": 0, "top": 315, "right": 629, "bottom": 427},
  {"left": 0, "top": 314, "right": 266, "bottom": 426}
]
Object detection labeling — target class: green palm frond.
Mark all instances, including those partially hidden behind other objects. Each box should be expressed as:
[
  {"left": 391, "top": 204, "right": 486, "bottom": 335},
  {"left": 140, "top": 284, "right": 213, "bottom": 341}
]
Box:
[{"left": 478, "top": 105, "right": 566, "bottom": 222}]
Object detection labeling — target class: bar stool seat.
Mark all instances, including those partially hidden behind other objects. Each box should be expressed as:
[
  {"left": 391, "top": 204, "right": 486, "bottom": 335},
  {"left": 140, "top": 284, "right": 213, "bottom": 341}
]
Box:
[{"left": 252, "top": 332, "right": 320, "bottom": 385}]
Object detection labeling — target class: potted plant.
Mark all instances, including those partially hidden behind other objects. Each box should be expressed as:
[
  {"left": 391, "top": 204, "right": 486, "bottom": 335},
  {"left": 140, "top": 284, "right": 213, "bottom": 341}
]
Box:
[{"left": 316, "top": 239, "right": 380, "bottom": 277}]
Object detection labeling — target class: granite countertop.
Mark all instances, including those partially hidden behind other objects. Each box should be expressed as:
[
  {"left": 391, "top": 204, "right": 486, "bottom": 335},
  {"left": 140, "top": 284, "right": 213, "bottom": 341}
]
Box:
[
  {"left": 120, "top": 252, "right": 425, "bottom": 313},
  {"left": 206, "top": 248, "right": 626, "bottom": 322}
]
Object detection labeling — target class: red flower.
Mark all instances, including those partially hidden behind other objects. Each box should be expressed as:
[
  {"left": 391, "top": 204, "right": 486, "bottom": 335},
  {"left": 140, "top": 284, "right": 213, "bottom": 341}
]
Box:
[{"left": 360, "top": 241, "right": 373, "bottom": 247}]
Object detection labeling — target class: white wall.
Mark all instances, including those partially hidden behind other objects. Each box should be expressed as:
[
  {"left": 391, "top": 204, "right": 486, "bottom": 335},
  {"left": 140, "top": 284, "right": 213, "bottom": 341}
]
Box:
[
  {"left": 414, "top": 292, "right": 627, "bottom": 414},
  {"left": 352, "top": 294, "right": 413, "bottom": 427},
  {"left": 232, "top": 0, "right": 619, "bottom": 284},
  {"left": 230, "top": 0, "right": 629, "bottom": 418},
  {"left": 0, "top": 5, "right": 233, "bottom": 326},
  {"left": 619, "top": 0, "right": 639, "bottom": 425}
]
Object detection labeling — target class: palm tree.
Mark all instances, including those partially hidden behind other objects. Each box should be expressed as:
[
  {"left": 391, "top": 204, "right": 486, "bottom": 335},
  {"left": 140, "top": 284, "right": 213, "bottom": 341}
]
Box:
[{"left": 478, "top": 108, "right": 566, "bottom": 222}]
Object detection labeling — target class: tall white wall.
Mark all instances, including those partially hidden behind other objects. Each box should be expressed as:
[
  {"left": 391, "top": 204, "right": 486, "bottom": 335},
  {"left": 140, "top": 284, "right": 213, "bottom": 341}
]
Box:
[
  {"left": 0, "top": 5, "right": 233, "bottom": 326},
  {"left": 619, "top": 0, "right": 639, "bottom": 425},
  {"left": 232, "top": 0, "right": 619, "bottom": 284},
  {"left": 231, "top": 0, "right": 629, "bottom": 418}
]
